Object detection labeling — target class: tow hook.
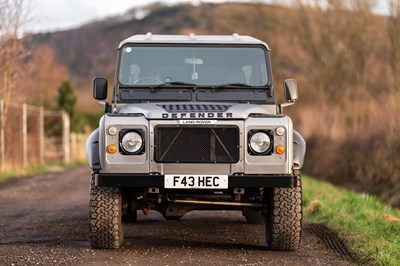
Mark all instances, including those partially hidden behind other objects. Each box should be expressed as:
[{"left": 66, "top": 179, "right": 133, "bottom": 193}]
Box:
[{"left": 234, "top": 188, "right": 245, "bottom": 201}]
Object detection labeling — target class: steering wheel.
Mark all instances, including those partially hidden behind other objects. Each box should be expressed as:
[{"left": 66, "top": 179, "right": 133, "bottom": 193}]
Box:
[{"left": 133, "top": 77, "right": 162, "bottom": 85}]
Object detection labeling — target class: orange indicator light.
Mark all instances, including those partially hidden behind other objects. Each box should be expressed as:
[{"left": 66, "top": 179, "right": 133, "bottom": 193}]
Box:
[
  {"left": 276, "top": 145, "right": 285, "bottom": 154},
  {"left": 107, "top": 144, "right": 117, "bottom": 154}
]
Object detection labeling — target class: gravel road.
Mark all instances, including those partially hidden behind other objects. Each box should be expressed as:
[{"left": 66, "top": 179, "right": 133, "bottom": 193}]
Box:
[{"left": 0, "top": 167, "right": 353, "bottom": 265}]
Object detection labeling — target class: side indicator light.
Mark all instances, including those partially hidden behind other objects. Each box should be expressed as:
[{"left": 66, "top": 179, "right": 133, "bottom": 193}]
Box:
[
  {"left": 107, "top": 144, "right": 117, "bottom": 154},
  {"left": 276, "top": 145, "right": 285, "bottom": 154}
]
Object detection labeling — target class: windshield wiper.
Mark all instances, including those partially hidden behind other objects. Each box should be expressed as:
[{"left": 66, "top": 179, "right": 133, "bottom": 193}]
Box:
[
  {"left": 210, "top": 83, "right": 269, "bottom": 91},
  {"left": 149, "top": 81, "right": 197, "bottom": 91}
]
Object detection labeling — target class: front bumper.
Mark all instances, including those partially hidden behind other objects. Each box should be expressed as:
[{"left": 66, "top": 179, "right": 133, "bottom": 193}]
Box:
[{"left": 95, "top": 173, "right": 297, "bottom": 188}]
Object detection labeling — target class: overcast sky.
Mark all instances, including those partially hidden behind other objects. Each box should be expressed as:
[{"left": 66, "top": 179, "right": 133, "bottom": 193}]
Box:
[{"left": 24, "top": 0, "right": 390, "bottom": 34}]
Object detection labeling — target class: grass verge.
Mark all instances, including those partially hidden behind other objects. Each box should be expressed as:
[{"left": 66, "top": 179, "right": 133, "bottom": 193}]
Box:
[{"left": 303, "top": 175, "right": 400, "bottom": 265}]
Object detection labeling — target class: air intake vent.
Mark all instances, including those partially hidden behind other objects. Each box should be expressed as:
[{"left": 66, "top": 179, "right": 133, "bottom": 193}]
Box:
[{"left": 158, "top": 104, "right": 231, "bottom": 112}]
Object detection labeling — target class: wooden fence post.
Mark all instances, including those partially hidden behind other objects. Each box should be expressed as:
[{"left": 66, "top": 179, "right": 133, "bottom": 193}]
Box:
[
  {"left": 0, "top": 100, "right": 4, "bottom": 172},
  {"left": 61, "top": 111, "right": 70, "bottom": 164},
  {"left": 22, "top": 103, "right": 27, "bottom": 168},
  {"left": 39, "top": 106, "right": 44, "bottom": 164}
]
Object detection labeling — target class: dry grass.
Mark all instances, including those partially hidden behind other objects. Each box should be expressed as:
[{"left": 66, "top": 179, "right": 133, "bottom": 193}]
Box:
[{"left": 297, "top": 94, "right": 400, "bottom": 207}]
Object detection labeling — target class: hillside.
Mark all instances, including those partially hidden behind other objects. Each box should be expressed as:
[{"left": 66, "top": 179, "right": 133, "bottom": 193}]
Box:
[{"left": 30, "top": 3, "right": 300, "bottom": 93}]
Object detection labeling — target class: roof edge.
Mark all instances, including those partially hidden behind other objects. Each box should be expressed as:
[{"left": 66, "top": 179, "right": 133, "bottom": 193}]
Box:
[{"left": 118, "top": 33, "right": 270, "bottom": 50}]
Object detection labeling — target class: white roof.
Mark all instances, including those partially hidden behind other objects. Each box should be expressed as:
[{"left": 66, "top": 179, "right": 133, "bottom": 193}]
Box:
[{"left": 118, "top": 33, "right": 270, "bottom": 50}]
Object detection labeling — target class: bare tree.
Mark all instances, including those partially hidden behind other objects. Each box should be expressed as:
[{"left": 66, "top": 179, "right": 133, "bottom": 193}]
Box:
[
  {"left": 0, "top": 0, "right": 32, "bottom": 170},
  {"left": 293, "top": 0, "right": 378, "bottom": 103},
  {"left": 389, "top": 0, "right": 400, "bottom": 93},
  {"left": 293, "top": 0, "right": 347, "bottom": 102},
  {"left": 24, "top": 45, "right": 69, "bottom": 109}
]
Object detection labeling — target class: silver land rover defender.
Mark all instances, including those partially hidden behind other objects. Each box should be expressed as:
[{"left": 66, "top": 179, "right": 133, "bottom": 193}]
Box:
[{"left": 86, "top": 33, "right": 306, "bottom": 250}]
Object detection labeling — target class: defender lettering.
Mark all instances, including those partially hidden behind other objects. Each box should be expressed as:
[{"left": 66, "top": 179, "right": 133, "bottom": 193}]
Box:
[{"left": 162, "top": 112, "right": 233, "bottom": 119}]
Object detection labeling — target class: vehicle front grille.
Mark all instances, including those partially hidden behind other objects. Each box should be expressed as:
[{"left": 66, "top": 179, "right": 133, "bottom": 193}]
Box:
[{"left": 154, "top": 126, "right": 239, "bottom": 163}]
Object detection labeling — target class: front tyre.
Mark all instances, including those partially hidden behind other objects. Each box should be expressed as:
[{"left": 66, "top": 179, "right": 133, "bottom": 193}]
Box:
[
  {"left": 89, "top": 175, "right": 123, "bottom": 249},
  {"left": 266, "top": 174, "right": 302, "bottom": 251}
]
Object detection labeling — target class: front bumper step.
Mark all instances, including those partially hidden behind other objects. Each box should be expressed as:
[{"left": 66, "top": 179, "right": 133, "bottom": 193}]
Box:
[{"left": 95, "top": 173, "right": 297, "bottom": 188}]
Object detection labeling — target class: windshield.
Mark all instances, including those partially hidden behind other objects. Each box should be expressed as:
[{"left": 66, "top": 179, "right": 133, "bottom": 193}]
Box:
[{"left": 118, "top": 45, "right": 269, "bottom": 87}]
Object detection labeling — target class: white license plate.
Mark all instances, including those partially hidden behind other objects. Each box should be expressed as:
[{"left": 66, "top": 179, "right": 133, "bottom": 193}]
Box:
[{"left": 165, "top": 175, "right": 228, "bottom": 189}]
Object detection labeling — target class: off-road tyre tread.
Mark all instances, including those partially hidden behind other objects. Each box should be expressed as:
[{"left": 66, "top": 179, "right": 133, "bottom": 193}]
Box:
[
  {"left": 89, "top": 176, "right": 123, "bottom": 249},
  {"left": 266, "top": 174, "right": 302, "bottom": 251}
]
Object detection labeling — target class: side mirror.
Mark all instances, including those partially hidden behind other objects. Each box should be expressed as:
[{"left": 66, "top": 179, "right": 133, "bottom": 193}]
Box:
[
  {"left": 284, "top": 79, "right": 298, "bottom": 103},
  {"left": 277, "top": 79, "right": 299, "bottom": 114},
  {"left": 93, "top": 78, "right": 108, "bottom": 100}
]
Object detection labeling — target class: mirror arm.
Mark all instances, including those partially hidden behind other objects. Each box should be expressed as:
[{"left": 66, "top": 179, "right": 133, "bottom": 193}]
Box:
[
  {"left": 97, "top": 101, "right": 111, "bottom": 113},
  {"left": 277, "top": 102, "right": 295, "bottom": 114}
]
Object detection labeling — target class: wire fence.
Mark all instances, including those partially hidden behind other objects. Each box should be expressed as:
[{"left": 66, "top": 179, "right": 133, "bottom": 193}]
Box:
[{"left": 0, "top": 100, "right": 88, "bottom": 172}]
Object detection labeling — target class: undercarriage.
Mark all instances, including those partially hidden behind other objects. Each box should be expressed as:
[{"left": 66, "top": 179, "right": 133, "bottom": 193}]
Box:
[{"left": 122, "top": 187, "right": 266, "bottom": 220}]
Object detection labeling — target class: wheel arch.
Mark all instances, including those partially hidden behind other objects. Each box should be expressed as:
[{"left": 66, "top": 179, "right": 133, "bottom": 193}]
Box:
[
  {"left": 86, "top": 128, "right": 101, "bottom": 170},
  {"left": 293, "top": 130, "right": 306, "bottom": 170}
]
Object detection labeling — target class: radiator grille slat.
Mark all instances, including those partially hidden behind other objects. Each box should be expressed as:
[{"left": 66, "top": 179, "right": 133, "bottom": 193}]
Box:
[{"left": 154, "top": 126, "right": 239, "bottom": 163}]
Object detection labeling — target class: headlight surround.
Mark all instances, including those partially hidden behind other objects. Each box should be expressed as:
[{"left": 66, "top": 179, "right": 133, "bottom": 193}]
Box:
[
  {"left": 248, "top": 130, "right": 273, "bottom": 155},
  {"left": 119, "top": 130, "right": 145, "bottom": 155}
]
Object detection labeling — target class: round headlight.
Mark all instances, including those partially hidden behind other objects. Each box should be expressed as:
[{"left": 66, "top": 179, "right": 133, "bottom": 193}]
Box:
[
  {"left": 249, "top": 132, "right": 271, "bottom": 154},
  {"left": 121, "top": 131, "right": 143, "bottom": 154}
]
